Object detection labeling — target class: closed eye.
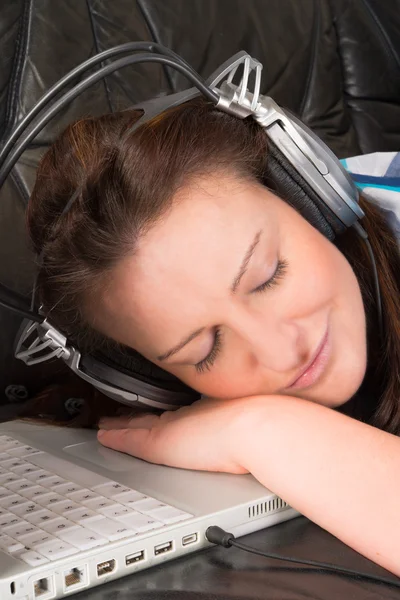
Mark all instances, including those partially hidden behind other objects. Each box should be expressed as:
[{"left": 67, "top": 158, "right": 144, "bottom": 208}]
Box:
[
  {"left": 252, "top": 258, "right": 288, "bottom": 293},
  {"left": 194, "top": 258, "right": 288, "bottom": 374}
]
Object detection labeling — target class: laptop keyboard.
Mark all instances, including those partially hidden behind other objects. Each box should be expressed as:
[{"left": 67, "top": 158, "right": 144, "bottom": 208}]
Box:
[{"left": 0, "top": 435, "right": 193, "bottom": 568}]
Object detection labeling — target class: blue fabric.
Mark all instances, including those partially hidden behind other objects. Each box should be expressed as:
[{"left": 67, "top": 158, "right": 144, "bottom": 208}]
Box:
[
  {"left": 386, "top": 152, "right": 400, "bottom": 177},
  {"left": 342, "top": 152, "right": 400, "bottom": 238},
  {"left": 349, "top": 173, "right": 400, "bottom": 188}
]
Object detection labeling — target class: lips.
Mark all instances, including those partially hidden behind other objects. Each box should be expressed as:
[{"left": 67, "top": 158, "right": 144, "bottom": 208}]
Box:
[{"left": 287, "top": 327, "right": 331, "bottom": 390}]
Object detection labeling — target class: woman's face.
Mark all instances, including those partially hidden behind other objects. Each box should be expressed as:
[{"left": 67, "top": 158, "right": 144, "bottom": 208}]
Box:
[{"left": 94, "top": 174, "right": 367, "bottom": 408}]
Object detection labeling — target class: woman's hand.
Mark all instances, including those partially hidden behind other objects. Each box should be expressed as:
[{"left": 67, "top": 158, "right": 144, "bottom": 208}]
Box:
[{"left": 97, "top": 395, "right": 269, "bottom": 474}]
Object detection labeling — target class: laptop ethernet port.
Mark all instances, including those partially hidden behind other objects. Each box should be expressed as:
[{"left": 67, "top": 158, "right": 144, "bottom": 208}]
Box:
[
  {"left": 63, "top": 566, "right": 88, "bottom": 592},
  {"left": 96, "top": 559, "right": 116, "bottom": 577},
  {"left": 33, "top": 577, "right": 54, "bottom": 599}
]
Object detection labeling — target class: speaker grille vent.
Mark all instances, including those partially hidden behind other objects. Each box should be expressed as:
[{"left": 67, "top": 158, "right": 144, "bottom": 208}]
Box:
[{"left": 248, "top": 497, "right": 287, "bottom": 519}]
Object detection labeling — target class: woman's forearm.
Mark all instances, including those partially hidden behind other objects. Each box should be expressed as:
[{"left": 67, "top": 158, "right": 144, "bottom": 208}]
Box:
[{"left": 241, "top": 395, "right": 400, "bottom": 576}]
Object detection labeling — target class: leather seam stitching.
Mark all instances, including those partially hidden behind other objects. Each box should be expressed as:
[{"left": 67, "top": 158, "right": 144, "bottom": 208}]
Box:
[
  {"left": 2, "top": 0, "right": 33, "bottom": 142},
  {"left": 327, "top": 0, "right": 361, "bottom": 153},
  {"left": 86, "top": 0, "right": 113, "bottom": 113},
  {"left": 360, "top": 0, "right": 400, "bottom": 73},
  {"left": 299, "top": 0, "right": 320, "bottom": 117},
  {"left": 10, "top": 167, "right": 30, "bottom": 208},
  {"left": 136, "top": 0, "right": 174, "bottom": 92}
]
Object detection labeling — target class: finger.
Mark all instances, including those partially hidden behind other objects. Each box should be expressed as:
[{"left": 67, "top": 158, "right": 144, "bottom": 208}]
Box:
[
  {"left": 97, "top": 428, "right": 156, "bottom": 463},
  {"left": 99, "top": 414, "right": 159, "bottom": 431}
]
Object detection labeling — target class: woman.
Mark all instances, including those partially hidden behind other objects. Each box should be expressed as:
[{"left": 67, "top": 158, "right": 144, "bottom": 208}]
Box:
[{"left": 27, "top": 98, "right": 400, "bottom": 575}]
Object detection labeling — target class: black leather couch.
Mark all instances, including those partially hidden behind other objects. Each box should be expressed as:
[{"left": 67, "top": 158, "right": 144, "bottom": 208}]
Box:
[{"left": 1, "top": 1, "right": 400, "bottom": 598}]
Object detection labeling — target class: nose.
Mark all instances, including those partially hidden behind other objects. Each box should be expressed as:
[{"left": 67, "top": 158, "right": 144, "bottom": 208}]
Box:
[{"left": 236, "top": 313, "right": 309, "bottom": 373}]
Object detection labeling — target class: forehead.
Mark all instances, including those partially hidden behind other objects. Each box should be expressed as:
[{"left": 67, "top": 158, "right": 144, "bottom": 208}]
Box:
[{"left": 96, "top": 175, "right": 279, "bottom": 350}]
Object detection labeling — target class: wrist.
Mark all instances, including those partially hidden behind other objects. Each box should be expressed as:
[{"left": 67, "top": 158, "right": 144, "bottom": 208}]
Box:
[
  {"left": 228, "top": 394, "right": 286, "bottom": 472},
  {"left": 232, "top": 394, "right": 311, "bottom": 473}
]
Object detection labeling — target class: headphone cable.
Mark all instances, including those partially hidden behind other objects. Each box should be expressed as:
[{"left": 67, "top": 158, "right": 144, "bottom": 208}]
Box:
[
  {"left": 206, "top": 526, "right": 400, "bottom": 590},
  {"left": 0, "top": 42, "right": 198, "bottom": 166},
  {"left": 0, "top": 283, "right": 42, "bottom": 322},
  {"left": 352, "top": 222, "right": 383, "bottom": 337},
  {"left": 0, "top": 53, "right": 218, "bottom": 190}
]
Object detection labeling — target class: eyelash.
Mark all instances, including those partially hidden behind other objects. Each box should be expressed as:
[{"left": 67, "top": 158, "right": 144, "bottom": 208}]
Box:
[{"left": 194, "top": 258, "right": 288, "bottom": 374}]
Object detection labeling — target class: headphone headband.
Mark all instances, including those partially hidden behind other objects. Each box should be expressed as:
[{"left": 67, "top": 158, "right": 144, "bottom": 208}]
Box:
[{"left": 0, "top": 45, "right": 376, "bottom": 411}]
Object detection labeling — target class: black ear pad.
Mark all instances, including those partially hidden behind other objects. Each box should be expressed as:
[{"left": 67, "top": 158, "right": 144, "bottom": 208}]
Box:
[
  {"left": 92, "top": 345, "right": 196, "bottom": 395},
  {"left": 264, "top": 141, "right": 347, "bottom": 241}
]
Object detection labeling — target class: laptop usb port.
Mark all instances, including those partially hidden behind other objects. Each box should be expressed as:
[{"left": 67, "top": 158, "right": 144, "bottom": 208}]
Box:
[
  {"left": 182, "top": 533, "right": 198, "bottom": 546},
  {"left": 125, "top": 550, "right": 145, "bottom": 565},
  {"left": 154, "top": 541, "right": 173, "bottom": 556}
]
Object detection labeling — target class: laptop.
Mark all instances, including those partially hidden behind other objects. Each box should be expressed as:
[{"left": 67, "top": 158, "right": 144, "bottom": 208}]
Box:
[{"left": 0, "top": 420, "right": 300, "bottom": 600}]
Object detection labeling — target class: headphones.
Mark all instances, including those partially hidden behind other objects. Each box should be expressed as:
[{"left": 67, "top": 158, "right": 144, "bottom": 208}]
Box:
[{"left": 0, "top": 43, "right": 382, "bottom": 411}]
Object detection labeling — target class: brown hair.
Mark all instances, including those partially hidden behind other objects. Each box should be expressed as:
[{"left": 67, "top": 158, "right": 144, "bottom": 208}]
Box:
[{"left": 24, "top": 98, "right": 400, "bottom": 433}]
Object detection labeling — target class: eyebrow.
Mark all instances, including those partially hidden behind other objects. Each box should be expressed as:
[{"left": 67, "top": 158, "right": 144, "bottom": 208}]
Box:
[{"left": 157, "top": 229, "right": 263, "bottom": 362}]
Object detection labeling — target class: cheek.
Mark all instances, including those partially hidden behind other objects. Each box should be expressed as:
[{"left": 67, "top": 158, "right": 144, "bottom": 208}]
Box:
[
  {"left": 284, "top": 219, "right": 360, "bottom": 320},
  {"left": 167, "top": 363, "right": 253, "bottom": 400},
  {"left": 292, "top": 233, "right": 367, "bottom": 406}
]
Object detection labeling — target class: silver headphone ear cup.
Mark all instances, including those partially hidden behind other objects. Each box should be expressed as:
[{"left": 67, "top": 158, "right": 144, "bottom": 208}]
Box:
[
  {"left": 83, "top": 346, "right": 199, "bottom": 406},
  {"left": 265, "top": 141, "right": 347, "bottom": 240}
]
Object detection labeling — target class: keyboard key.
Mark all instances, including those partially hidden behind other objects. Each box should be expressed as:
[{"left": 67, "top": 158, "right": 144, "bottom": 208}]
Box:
[
  {"left": 12, "top": 464, "right": 42, "bottom": 477},
  {"left": 25, "top": 509, "right": 59, "bottom": 527},
  {"left": 17, "top": 550, "right": 50, "bottom": 566},
  {"left": 1, "top": 494, "right": 28, "bottom": 510},
  {"left": 0, "top": 486, "right": 12, "bottom": 500},
  {"left": 18, "top": 530, "right": 55, "bottom": 548},
  {"left": 2, "top": 459, "right": 28, "bottom": 471},
  {"left": 36, "top": 492, "right": 65, "bottom": 507},
  {"left": 115, "top": 512, "right": 163, "bottom": 532},
  {"left": 0, "top": 440, "right": 23, "bottom": 452},
  {"left": 45, "top": 499, "right": 80, "bottom": 516},
  {"left": 6, "top": 478, "right": 36, "bottom": 494},
  {"left": 57, "top": 527, "right": 108, "bottom": 550},
  {"left": 27, "top": 470, "right": 55, "bottom": 484},
  {"left": 41, "top": 517, "right": 79, "bottom": 535},
  {"left": 92, "top": 482, "right": 132, "bottom": 498},
  {"left": 19, "top": 486, "right": 48, "bottom": 500},
  {"left": 83, "top": 496, "right": 119, "bottom": 512},
  {"left": 3, "top": 521, "right": 40, "bottom": 539},
  {"left": 33, "top": 539, "right": 78, "bottom": 560},
  {"left": 0, "top": 534, "right": 25, "bottom": 553},
  {"left": 8, "top": 501, "right": 39, "bottom": 517},
  {"left": 131, "top": 498, "right": 169, "bottom": 513},
  {"left": 149, "top": 506, "right": 193, "bottom": 524},
  {"left": 83, "top": 517, "right": 135, "bottom": 541},
  {"left": 6, "top": 446, "right": 43, "bottom": 459},
  {"left": 66, "top": 507, "right": 103, "bottom": 525},
  {"left": 112, "top": 490, "right": 148, "bottom": 506},
  {"left": 67, "top": 489, "right": 100, "bottom": 504},
  {"left": 98, "top": 504, "right": 131, "bottom": 519},
  {"left": 0, "top": 473, "right": 20, "bottom": 485},
  {"left": 25, "top": 507, "right": 55, "bottom": 524},
  {"left": 0, "top": 513, "right": 22, "bottom": 528},
  {"left": 53, "top": 482, "right": 83, "bottom": 496},
  {"left": 36, "top": 475, "right": 67, "bottom": 488}
]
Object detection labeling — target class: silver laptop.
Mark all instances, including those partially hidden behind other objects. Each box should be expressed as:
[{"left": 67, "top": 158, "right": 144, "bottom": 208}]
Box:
[{"left": 0, "top": 420, "right": 299, "bottom": 600}]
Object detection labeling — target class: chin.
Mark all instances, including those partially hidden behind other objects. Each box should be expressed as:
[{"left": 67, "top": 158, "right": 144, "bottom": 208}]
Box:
[{"left": 295, "top": 356, "right": 367, "bottom": 409}]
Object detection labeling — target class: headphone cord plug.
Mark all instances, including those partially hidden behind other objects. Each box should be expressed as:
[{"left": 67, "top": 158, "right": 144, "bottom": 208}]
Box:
[{"left": 205, "top": 525, "right": 400, "bottom": 589}]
